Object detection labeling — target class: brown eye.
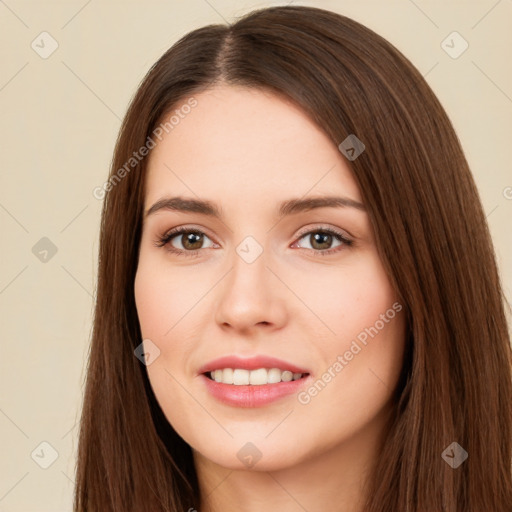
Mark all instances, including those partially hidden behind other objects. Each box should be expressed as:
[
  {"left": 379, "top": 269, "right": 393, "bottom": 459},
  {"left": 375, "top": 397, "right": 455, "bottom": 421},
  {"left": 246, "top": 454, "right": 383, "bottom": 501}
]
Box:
[
  {"left": 154, "top": 226, "right": 217, "bottom": 258},
  {"left": 178, "top": 232, "right": 204, "bottom": 250},
  {"left": 308, "top": 232, "right": 334, "bottom": 250},
  {"left": 296, "top": 229, "right": 347, "bottom": 252}
]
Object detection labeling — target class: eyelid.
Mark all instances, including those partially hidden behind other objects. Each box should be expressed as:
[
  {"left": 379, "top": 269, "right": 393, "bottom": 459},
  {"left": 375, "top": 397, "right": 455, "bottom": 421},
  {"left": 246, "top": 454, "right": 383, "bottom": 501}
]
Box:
[
  {"left": 291, "top": 225, "right": 353, "bottom": 256},
  {"left": 160, "top": 224, "right": 218, "bottom": 243},
  {"left": 294, "top": 223, "right": 352, "bottom": 241},
  {"left": 155, "top": 224, "right": 219, "bottom": 250},
  {"left": 154, "top": 223, "right": 353, "bottom": 256}
]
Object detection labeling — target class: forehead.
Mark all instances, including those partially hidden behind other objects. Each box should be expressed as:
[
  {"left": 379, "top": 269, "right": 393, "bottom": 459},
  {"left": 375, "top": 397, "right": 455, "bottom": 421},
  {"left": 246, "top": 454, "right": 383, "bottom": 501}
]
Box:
[{"left": 144, "top": 84, "right": 362, "bottom": 209}]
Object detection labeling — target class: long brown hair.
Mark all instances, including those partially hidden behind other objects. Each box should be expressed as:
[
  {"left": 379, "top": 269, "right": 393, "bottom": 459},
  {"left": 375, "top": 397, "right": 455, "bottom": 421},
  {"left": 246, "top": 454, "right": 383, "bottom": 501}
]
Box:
[{"left": 74, "top": 5, "right": 512, "bottom": 511}]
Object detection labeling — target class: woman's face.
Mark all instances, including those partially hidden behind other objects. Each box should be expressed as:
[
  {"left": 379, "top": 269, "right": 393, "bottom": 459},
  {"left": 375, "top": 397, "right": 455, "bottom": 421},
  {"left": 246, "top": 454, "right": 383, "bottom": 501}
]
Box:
[{"left": 134, "top": 84, "right": 406, "bottom": 472}]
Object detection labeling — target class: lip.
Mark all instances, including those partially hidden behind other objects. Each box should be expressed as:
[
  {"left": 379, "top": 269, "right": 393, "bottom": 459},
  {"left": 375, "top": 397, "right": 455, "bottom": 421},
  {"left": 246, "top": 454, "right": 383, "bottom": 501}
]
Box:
[
  {"left": 197, "top": 355, "right": 310, "bottom": 375},
  {"left": 200, "top": 373, "right": 312, "bottom": 408},
  {"left": 197, "top": 355, "right": 311, "bottom": 408}
]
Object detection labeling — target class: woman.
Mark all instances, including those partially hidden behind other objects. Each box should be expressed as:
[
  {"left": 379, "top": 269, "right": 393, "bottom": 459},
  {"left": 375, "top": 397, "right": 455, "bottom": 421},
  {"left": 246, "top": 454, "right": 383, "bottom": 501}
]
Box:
[{"left": 75, "top": 5, "right": 512, "bottom": 511}]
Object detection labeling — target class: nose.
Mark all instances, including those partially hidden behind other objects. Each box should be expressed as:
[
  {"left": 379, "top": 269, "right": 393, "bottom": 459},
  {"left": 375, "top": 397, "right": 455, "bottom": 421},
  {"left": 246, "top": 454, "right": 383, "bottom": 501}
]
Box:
[{"left": 214, "top": 244, "right": 288, "bottom": 334}]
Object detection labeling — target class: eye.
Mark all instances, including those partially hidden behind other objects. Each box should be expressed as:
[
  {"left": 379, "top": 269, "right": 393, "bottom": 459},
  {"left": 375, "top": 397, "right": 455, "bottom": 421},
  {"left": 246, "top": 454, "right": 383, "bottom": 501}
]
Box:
[
  {"left": 154, "top": 226, "right": 216, "bottom": 257},
  {"left": 154, "top": 225, "right": 353, "bottom": 258},
  {"left": 292, "top": 227, "right": 353, "bottom": 256}
]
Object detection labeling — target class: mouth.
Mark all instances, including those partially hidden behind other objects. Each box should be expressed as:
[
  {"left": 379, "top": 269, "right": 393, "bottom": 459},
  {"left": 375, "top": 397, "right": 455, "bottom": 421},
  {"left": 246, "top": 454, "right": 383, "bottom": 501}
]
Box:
[
  {"left": 198, "top": 355, "right": 311, "bottom": 407},
  {"left": 199, "top": 367, "right": 311, "bottom": 408},
  {"left": 204, "top": 368, "right": 309, "bottom": 385}
]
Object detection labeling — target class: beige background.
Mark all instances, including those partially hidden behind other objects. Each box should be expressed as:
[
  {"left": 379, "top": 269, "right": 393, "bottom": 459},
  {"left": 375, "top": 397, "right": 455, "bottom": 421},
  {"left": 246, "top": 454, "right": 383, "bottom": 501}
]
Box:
[{"left": 0, "top": 0, "right": 511, "bottom": 510}]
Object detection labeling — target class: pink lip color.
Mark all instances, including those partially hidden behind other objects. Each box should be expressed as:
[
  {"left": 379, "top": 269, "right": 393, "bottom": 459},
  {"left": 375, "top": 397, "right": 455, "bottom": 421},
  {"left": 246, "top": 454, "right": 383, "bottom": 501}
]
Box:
[
  {"left": 197, "top": 355, "right": 309, "bottom": 375},
  {"left": 197, "top": 355, "right": 311, "bottom": 408},
  {"left": 200, "top": 374, "right": 311, "bottom": 408}
]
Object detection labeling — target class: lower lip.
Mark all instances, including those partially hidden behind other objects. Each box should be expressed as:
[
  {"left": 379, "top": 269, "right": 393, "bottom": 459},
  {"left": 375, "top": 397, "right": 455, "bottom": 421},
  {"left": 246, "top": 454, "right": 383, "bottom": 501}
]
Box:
[{"left": 200, "top": 373, "right": 311, "bottom": 408}]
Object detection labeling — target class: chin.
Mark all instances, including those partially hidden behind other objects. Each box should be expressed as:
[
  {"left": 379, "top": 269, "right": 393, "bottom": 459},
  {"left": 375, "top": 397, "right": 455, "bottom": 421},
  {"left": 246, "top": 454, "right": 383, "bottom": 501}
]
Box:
[{"left": 197, "top": 444, "right": 303, "bottom": 472}]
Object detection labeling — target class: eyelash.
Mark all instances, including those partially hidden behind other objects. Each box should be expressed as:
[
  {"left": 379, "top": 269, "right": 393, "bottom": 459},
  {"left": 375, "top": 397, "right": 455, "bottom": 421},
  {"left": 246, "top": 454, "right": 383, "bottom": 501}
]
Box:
[{"left": 153, "top": 225, "right": 353, "bottom": 258}]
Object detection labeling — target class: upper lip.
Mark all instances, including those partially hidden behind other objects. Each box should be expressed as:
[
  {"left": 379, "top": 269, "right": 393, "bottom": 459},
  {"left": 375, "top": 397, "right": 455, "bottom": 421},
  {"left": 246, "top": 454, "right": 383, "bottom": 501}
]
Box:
[{"left": 198, "top": 355, "right": 310, "bottom": 375}]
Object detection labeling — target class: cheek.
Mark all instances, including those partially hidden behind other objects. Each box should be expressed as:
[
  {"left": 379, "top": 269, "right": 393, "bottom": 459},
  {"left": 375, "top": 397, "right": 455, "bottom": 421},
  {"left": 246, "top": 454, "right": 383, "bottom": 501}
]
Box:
[
  {"left": 292, "top": 253, "right": 400, "bottom": 343},
  {"left": 134, "top": 264, "right": 170, "bottom": 337},
  {"left": 134, "top": 259, "right": 201, "bottom": 433},
  {"left": 296, "top": 254, "right": 405, "bottom": 399},
  {"left": 134, "top": 255, "right": 205, "bottom": 340},
  {"left": 134, "top": 252, "right": 217, "bottom": 395}
]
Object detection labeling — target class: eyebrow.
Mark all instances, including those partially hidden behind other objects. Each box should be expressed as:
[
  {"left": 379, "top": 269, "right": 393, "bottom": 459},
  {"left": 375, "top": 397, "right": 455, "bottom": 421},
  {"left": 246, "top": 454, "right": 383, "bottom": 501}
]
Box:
[{"left": 144, "top": 195, "right": 366, "bottom": 220}]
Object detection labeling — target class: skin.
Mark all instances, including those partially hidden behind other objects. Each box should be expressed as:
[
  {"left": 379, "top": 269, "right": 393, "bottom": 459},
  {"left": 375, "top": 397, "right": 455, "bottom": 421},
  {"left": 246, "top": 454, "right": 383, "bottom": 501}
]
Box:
[{"left": 134, "top": 84, "right": 406, "bottom": 512}]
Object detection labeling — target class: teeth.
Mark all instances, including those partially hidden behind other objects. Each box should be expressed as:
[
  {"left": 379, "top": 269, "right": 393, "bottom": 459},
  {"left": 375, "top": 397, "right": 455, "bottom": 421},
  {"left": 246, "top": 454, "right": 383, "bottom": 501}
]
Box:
[
  {"left": 209, "top": 368, "right": 305, "bottom": 385},
  {"left": 222, "top": 368, "right": 233, "bottom": 384},
  {"left": 281, "top": 370, "right": 293, "bottom": 382},
  {"left": 267, "top": 368, "right": 281, "bottom": 384},
  {"left": 233, "top": 369, "right": 249, "bottom": 385},
  {"left": 249, "top": 368, "right": 267, "bottom": 385}
]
